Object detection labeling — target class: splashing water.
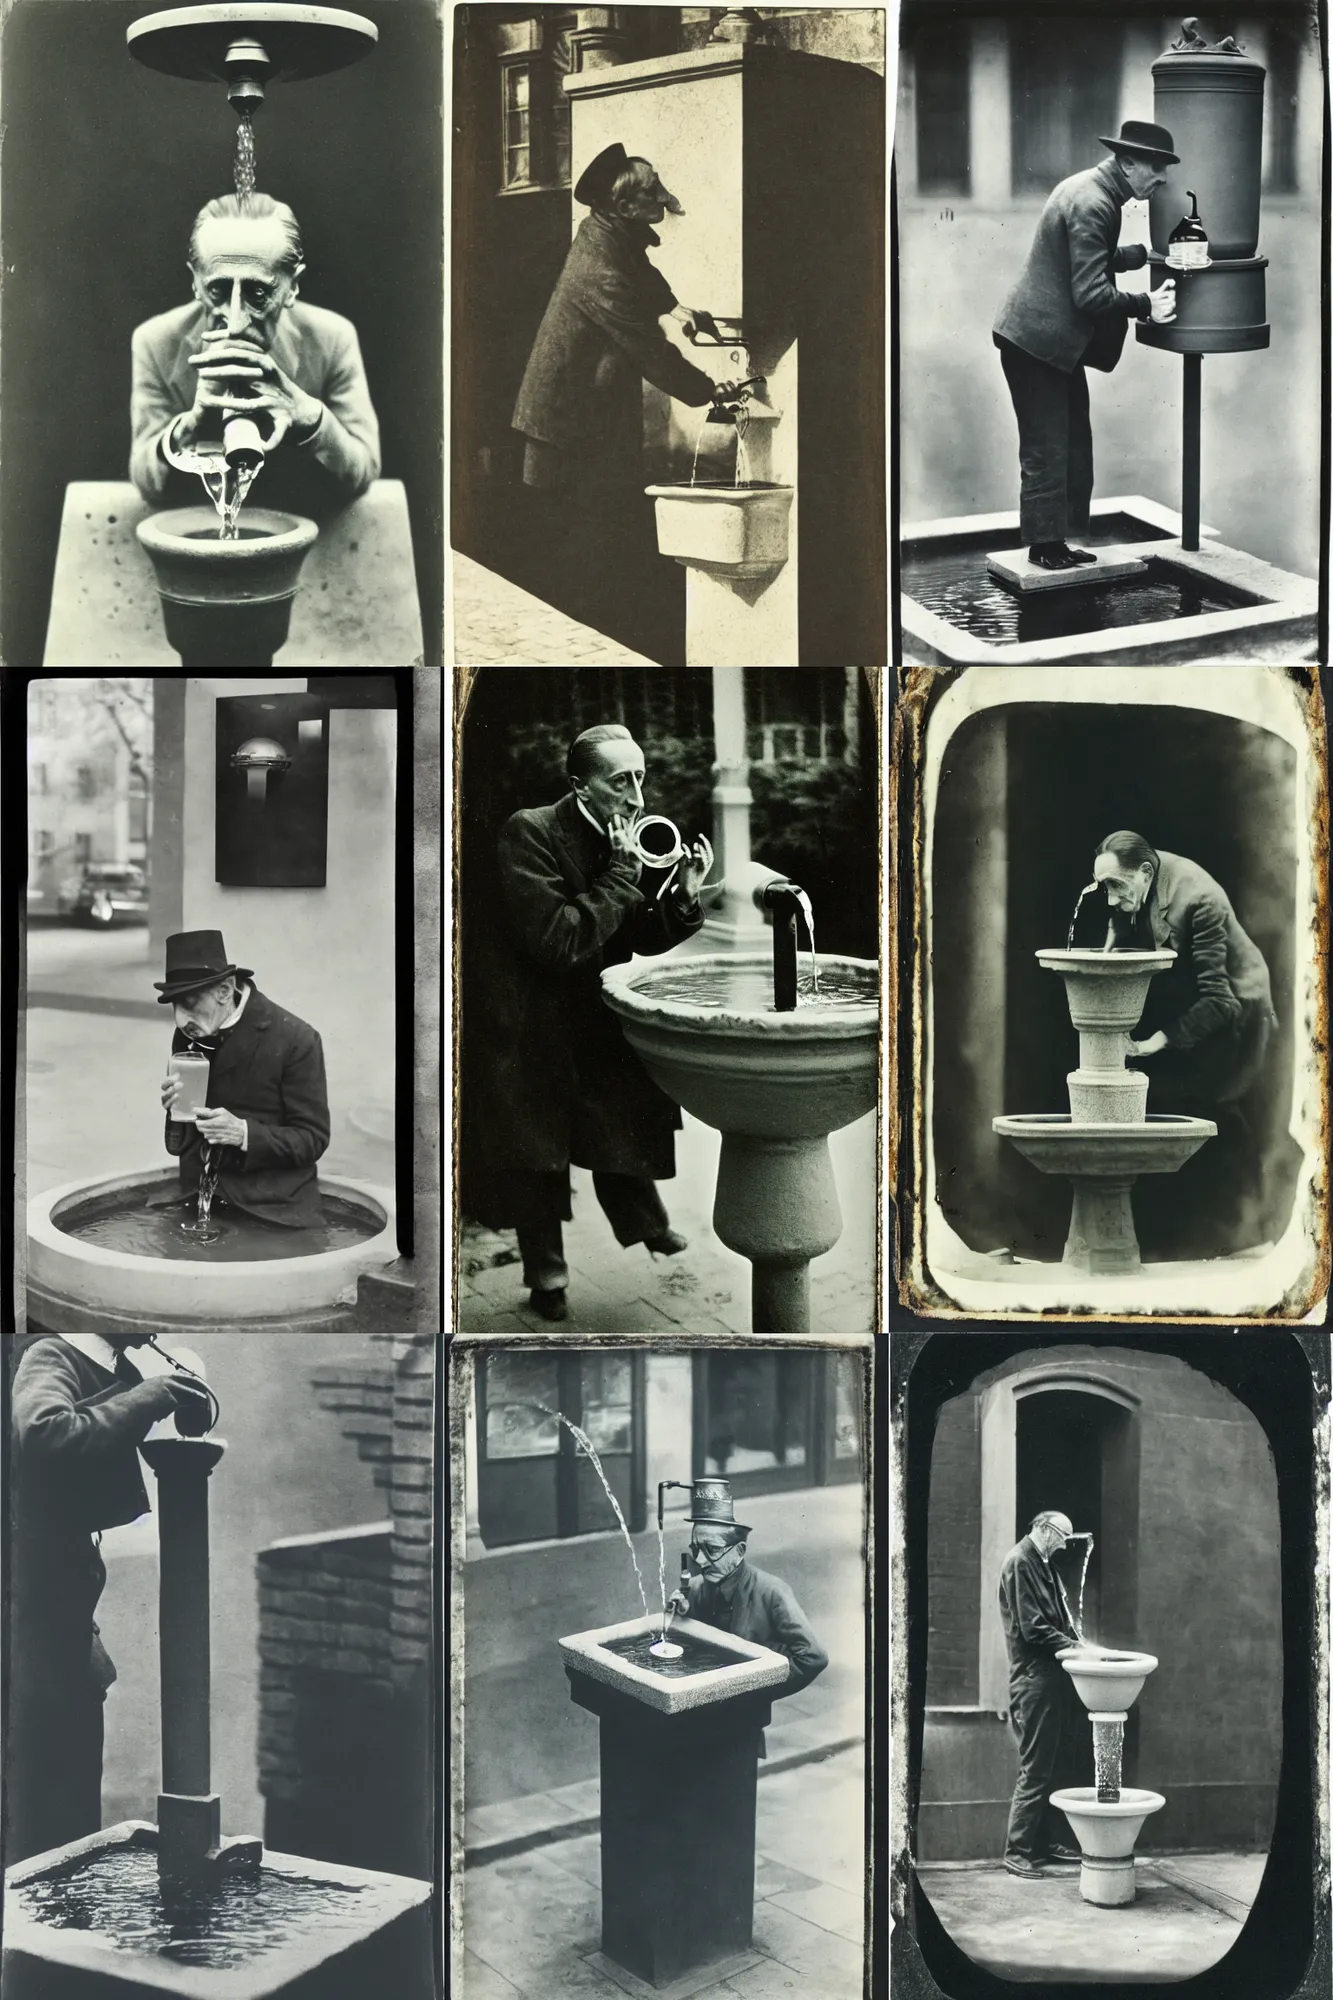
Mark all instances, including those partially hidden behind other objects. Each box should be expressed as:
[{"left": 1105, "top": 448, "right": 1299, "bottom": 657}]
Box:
[
  {"left": 1061, "top": 1531, "right": 1095, "bottom": 1638},
  {"left": 791, "top": 886, "right": 821, "bottom": 999},
  {"left": 1093, "top": 1715, "right": 1124, "bottom": 1803},
  {"left": 527, "top": 1405, "right": 650, "bottom": 1620},
  {"left": 181, "top": 1140, "right": 225, "bottom": 1246},
  {"left": 234, "top": 111, "right": 257, "bottom": 204},
  {"left": 200, "top": 460, "right": 261, "bottom": 541},
  {"left": 1067, "top": 882, "right": 1101, "bottom": 949}
]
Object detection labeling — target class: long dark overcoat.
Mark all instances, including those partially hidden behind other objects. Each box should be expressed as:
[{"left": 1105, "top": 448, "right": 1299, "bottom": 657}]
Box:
[
  {"left": 513, "top": 212, "right": 717, "bottom": 463},
  {"left": 994, "top": 158, "right": 1152, "bottom": 374},
  {"left": 468, "top": 792, "right": 703, "bottom": 1189},
  {"left": 8, "top": 1338, "right": 165, "bottom": 1861},
  {"left": 150, "top": 983, "right": 331, "bottom": 1229}
]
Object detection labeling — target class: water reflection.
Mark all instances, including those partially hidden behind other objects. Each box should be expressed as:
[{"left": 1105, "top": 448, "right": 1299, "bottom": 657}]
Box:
[{"left": 902, "top": 548, "right": 1258, "bottom": 644}]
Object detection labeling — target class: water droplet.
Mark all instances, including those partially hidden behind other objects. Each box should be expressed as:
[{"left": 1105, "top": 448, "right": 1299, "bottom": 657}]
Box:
[{"left": 107, "top": 515, "right": 118, "bottom": 525}]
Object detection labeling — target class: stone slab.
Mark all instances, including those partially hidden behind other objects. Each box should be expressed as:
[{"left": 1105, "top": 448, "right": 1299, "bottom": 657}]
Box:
[
  {"left": 585, "top": 1948, "right": 763, "bottom": 2000},
  {"left": 43, "top": 481, "right": 422, "bottom": 666},
  {"left": 986, "top": 546, "right": 1151, "bottom": 593}
]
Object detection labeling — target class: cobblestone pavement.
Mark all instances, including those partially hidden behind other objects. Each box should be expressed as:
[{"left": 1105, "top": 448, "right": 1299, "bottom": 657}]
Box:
[
  {"left": 458, "top": 1109, "right": 878, "bottom": 1336},
  {"left": 452, "top": 551, "right": 661, "bottom": 666}
]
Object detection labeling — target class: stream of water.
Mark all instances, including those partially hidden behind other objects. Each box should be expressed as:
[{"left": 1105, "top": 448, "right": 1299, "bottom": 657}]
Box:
[
  {"left": 1066, "top": 883, "right": 1100, "bottom": 949},
  {"left": 1093, "top": 1716, "right": 1124, "bottom": 1804},
  {"left": 234, "top": 109, "right": 257, "bottom": 204},
  {"left": 527, "top": 1405, "right": 651, "bottom": 1621}
]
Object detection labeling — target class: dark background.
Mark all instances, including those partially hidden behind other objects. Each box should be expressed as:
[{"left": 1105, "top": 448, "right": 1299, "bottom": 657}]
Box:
[
  {"left": 1, "top": 0, "right": 443, "bottom": 668},
  {"left": 932, "top": 703, "right": 1304, "bottom": 1263}
]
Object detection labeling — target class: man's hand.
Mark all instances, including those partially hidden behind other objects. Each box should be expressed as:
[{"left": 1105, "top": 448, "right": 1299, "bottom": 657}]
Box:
[
  {"left": 607, "top": 813, "right": 642, "bottom": 881},
  {"left": 160, "top": 1075, "right": 182, "bottom": 1113},
  {"left": 1148, "top": 280, "right": 1177, "bottom": 325},
  {"left": 195, "top": 1106, "right": 246, "bottom": 1148},
  {"left": 177, "top": 330, "right": 317, "bottom": 448},
  {"left": 1129, "top": 1030, "right": 1169, "bottom": 1058},
  {"left": 672, "top": 305, "right": 721, "bottom": 344},
  {"left": 675, "top": 835, "right": 714, "bottom": 907},
  {"left": 666, "top": 1589, "right": 690, "bottom": 1616}
]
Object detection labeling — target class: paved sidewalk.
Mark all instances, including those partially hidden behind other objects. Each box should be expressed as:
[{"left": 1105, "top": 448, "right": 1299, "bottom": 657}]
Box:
[
  {"left": 458, "top": 1110, "right": 877, "bottom": 1337},
  {"left": 461, "top": 1746, "right": 864, "bottom": 2000},
  {"left": 916, "top": 1851, "right": 1265, "bottom": 1983},
  {"left": 453, "top": 551, "right": 662, "bottom": 666}
]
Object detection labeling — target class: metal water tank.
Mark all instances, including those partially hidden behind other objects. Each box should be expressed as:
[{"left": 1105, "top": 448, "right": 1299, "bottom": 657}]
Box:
[{"left": 1149, "top": 45, "right": 1266, "bottom": 262}]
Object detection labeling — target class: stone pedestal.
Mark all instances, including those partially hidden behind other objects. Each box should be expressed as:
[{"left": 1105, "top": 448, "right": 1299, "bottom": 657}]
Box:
[
  {"left": 567, "top": 1667, "right": 773, "bottom": 1990},
  {"left": 713, "top": 1131, "right": 842, "bottom": 1333}
]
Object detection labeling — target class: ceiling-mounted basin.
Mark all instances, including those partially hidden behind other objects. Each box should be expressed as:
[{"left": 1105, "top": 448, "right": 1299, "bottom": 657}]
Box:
[
  {"left": 127, "top": 5, "right": 378, "bottom": 84},
  {"left": 645, "top": 482, "right": 793, "bottom": 576}
]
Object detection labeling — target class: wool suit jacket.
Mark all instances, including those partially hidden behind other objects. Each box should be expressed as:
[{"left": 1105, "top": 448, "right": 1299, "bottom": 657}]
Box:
[
  {"left": 1123, "top": 849, "right": 1276, "bottom": 1051},
  {"left": 994, "top": 158, "right": 1153, "bottom": 375},
  {"left": 998, "top": 1535, "right": 1082, "bottom": 1675},
  {"left": 153, "top": 984, "right": 331, "bottom": 1228},
  {"left": 685, "top": 1562, "right": 830, "bottom": 1699},
  {"left": 513, "top": 212, "right": 717, "bottom": 465},
  {"left": 10, "top": 1338, "right": 167, "bottom": 1699},
  {"left": 468, "top": 792, "right": 703, "bottom": 1186},
  {"left": 130, "top": 300, "right": 381, "bottom": 508}
]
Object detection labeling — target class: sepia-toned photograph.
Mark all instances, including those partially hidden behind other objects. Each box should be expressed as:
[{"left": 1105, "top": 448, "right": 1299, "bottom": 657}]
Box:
[
  {"left": 892, "top": 1331, "right": 1325, "bottom": 1991},
  {"left": 452, "top": 1339, "right": 870, "bottom": 2000},
  {"left": 455, "top": 667, "right": 881, "bottom": 1338},
  {"left": 3, "top": 1326, "right": 437, "bottom": 1996},
  {"left": 14, "top": 671, "right": 435, "bottom": 1338},
  {"left": 895, "top": 665, "right": 1328, "bottom": 1321},
  {"left": 2, "top": 0, "right": 441, "bottom": 669},
  {"left": 450, "top": 6, "right": 886, "bottom": 668},
  {"left": 896, "top": 1, "right": 1324, "bottom": 667}
]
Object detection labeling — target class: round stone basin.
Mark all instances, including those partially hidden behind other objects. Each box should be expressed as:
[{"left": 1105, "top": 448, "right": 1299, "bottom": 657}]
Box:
[
  {"left": 599, "top": 953, "right": 879, "bottom": 1141},
  {"left": 28, "top": 1165, "right": 396, "bottom": 1329},
  {"left": 136, "top": 506, "right": 318, "bottom": 667},
  {"left": 992, "top": 1113, "right": 1217, "bottom": 1178},
  {"left": 1058, "top": 1647, "right": 1159, "bottom": 1712},
  {"left": 1036, "top": 948, "right": 1178, "bottom": 1033},
  {"left": 1049, "top": 1786, "right": 1166, "bottom": 1853}
]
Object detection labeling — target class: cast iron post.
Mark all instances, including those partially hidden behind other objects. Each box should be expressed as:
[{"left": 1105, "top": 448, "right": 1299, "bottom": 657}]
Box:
[{"left": 1182, "top": 353, "right": 1201, "bottom": 551}]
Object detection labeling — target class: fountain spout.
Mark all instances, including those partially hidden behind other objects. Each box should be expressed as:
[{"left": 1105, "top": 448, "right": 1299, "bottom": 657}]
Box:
[
  {"left": 657, "top": 1478, "right": 693, "bottom": 1530},
  {"left": 759, "top": 880, "right": 809, "bottom": 1011}
]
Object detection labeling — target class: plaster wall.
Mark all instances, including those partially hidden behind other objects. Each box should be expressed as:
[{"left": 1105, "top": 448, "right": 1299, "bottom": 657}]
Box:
[{"left": 178, "top": 678, "right": 396, "bottom": 1165}]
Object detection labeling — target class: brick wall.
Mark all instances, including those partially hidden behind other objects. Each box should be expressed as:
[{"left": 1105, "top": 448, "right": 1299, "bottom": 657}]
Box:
[
  {"left": 925, "top": 1394, "right": 981, "bottom": 1705},
  {"left": 255, "top": 1332, "right": 436, "bottom": 1875}
]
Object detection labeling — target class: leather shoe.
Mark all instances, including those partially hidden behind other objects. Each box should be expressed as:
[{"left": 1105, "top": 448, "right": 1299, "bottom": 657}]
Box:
[
  {"left": 1064, "top": 547, "right": 1098, "bottom": 565},
  {"left": 645, "top": 1229, "right": 688, "bottom": 1257},
  {"left": 1003, "top": 1855, "right": 1050, "bottom": 1878},
  {"left": 527, "top": 1287, "right": 568, "bottom": 1322},
  {"left": 1045, "top": 1844, "right": 1082, "bottom": 1864},
  {"left": 1027, "top": 542, "right": 1082, "bottom": 571}
]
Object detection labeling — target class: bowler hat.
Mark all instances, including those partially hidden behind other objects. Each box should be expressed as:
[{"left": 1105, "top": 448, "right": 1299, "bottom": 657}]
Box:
[
  {"left": 688, "top": 1477, "right": 751, "bottom": 1538},
  {"left": 1098, "top": 119, "right": 1179, "bottom": 165},
  {"left": 153, "top": 930, "right": 254, "bottom": 1004},
  {"left": 574, "top": 140, "right": 631, "bottom": 207}
]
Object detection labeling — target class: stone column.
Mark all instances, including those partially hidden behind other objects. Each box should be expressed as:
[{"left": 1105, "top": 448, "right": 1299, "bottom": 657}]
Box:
[{"left": 691, "top": 668, "right": 780, "bottom": 953}]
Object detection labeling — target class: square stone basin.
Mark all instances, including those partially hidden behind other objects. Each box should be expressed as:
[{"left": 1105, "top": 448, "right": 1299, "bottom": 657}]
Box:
[
  {"left": 559, "top": 1614, "right": 790, "bottom": 1715},
  {"left": 645, "top": 482, "right": 793, "bottom": 575}
]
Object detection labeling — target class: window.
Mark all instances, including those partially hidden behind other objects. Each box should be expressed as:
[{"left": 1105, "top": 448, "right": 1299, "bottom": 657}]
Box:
[
  {"left": 74, "top": 833, "right": 91, "bottom": 866},
  {"left": 31, "top": 762, "right": 48, "bottom": 795},
  {"left": 129, "top": 788, "right": 148, "bottom": 844},
  {"left": 1009, "top": 19, "right": 1123, "bottom": 196},
  {"left": 76, "top": 764, "right": 95, "bottom": 802},
  {"left": 477, "top": 1351, "right": 646, "bottom": 1547},
  {"left": 501, "top": 62, "right": 532, "bottom": 188},
  {"left": 912, "top": 19, "right": 971, "bottom": 196},
  {"left": 34, "top": 830, "right": 54, "bottom": 857}
]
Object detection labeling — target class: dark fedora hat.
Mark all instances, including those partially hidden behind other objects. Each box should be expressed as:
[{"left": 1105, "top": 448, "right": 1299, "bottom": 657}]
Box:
[
  {"left": 153, "top": 930, "right": 254, "bottom": 1004},
  {"left": 1098, "top": 119, "right": 1179, "bottom": 165},
  {"left": 688, "top": 1477, "right": 751, "bottom": 1538},
  {"left": 574, "top": 140, "right": 631, "bottom": 207}
]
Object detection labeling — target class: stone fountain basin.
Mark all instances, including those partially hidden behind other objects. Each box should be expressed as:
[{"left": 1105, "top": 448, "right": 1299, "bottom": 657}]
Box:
[
  {"left": 599, "top": 953, "right": 878, "bottom": 1141},
  {"left": 992, "top": 1113, "right": 1216, "bottom": 1178},
  {"left": 27, "top": 1165, "right": 396, "bottom": 1331},
  {"left": 3, "top": 1820, "right": 430, "bottom": 2000},
  {"left": 1036, "top": 947, "right": 1178, "bottom": 1031},
  {"left": 644, "top": 483, "right": 793, "bottom": 574},
  {"left": 559, "top": 1614, "right": 790, "bottom": 1715},
  {"left": 1057, "top": 1647, "right": 1159, "bottom": 1712},
  {"left": 1049, "top": 1787, "right": 1166, "bottom": 1857}
]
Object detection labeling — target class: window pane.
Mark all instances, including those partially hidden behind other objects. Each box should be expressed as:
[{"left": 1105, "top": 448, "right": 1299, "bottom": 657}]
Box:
[
  {"left": 913, "top": 20, "right": 971, "bottom": 196},
  {"left": 512, "top": 67, "right": 529, "bottom": 108},
  {"left": 833, "top": 1354, "right": 862, "bottom": 1463},
  {"left": 505, "top": 145, "right": 530, "bottom": 187},
  {"left": 485, "top": 1354, "right": 560, "bottom": 1458},
  {"left": 1010, "top": 19, "right": 1123, "bottom": 196},
  {"left": 506, "top": 109, "right": 529, "bottom": 149},
  {"left": 582, "top": 1356, "right": 632, "bottom": 1454},
  {"left": 704, "top": 1355, "right": 809, "bottom": 1475}
]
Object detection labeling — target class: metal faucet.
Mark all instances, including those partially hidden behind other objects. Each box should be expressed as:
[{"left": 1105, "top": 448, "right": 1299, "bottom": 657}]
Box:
[{"left": 758, "top": 880, "right": 809, "bottom": 1011}]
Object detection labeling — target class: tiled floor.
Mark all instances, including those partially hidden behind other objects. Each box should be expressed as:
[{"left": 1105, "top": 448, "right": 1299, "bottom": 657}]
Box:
[
  {"left": 460, "top": 1747, "right": 864, "bottom": 2000},
  {"left": 452, "top": 551, "right": 661, "bottom": 667}
]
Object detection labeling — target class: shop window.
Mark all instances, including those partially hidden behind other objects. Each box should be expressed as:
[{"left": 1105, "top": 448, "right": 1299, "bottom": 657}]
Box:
[
  {"left": 912, "top": 19, "right": 971, "bottom": 197},
  {"left": 76, "top": 763, "right": 96, "bottom": 801},
  {"left": 477, "top": 1350, "right": 645, "bottom": 1547},
  {"left": 129, "top": 786, "right": 148, "bottom": 844},
  {"left": 693, "top": 1352, "right": 863, "bottom": 1497},
  {"left": 1009, "top": 19, "right": 1122, "bottom": 197}
]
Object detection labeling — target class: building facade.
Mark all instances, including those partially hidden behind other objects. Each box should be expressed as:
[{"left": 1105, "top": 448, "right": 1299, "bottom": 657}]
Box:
[{"left": 26, "top": 679, "right": 151, "bottom": 911}]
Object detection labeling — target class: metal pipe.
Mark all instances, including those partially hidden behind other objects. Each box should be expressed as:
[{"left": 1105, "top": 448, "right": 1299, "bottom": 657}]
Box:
[
  {"left": 759, "top": 881, "right": 806, "bottom": 1011},
  {"left": 1182, "top": 352, "right": 1201, "bottom": 552}
]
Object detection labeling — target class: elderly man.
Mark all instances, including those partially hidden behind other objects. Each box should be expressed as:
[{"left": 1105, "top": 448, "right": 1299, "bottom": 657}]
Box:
[
  {"left": 466, "top": 723, "right": 711, "bottom": 1322},
  {"left": 999, "top": 1510, "right": 1105, "bottom": 1878},
  {"left": 7, "top": 1332, "right": 211, "bottom": 1863},
  {"left": 513, "top": 143, "right": 740, "bottom": 653},
  {"left": 150, "top": 929, "right": 331, "bottom": 1231},
  {"left": 666, "top": 1482, "right": 828, "bottom": 1713},
  {"left": 1085, "top": 830, "right": 1278, "bottom": 1256},
  {"left": 993, "top": 121, "right": 1180, "bottom": 571},
  {"left": 130, "top": 191, "right": 380, "bottom": 517}
]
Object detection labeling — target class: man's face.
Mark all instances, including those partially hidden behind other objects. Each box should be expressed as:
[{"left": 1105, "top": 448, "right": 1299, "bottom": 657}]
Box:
[
  {"left": 1121, "top": 156, "right": 1169, "bottom": 200},
  {"left": 1039, "top": 1516, "right": 1073, "bottom": 1556},
  {"left": 692, "top": 1530, "right": 746, "bottom": 1583},
  {"left": 616, "top": 160, "right": 682, "bottom": 225},
  {"left": 1093, "top": 853, "right": 1153, "bottom": 916},
  {"left": 173, "top": 978, "right": 235, "bottom": 1040},
  {"left": 190, "top": 217, "right": 301, "bottom": 351},
  {"left": 576, "top": 739, "right": 646, "bottom": 828}
]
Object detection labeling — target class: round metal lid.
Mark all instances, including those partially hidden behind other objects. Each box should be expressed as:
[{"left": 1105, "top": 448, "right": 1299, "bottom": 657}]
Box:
[{"left": 127, "top": 5, "right": 378, "bottom": 84}]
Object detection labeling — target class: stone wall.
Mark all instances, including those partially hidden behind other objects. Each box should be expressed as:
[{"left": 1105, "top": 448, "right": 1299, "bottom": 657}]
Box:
[{"left": 256, "top": 1332, "right": 435, "bottom": 1877}]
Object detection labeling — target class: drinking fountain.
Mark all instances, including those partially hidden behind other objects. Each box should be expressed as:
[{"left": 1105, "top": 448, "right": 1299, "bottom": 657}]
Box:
[
  {"left": 601, "top": 882, "right": 877, "bottom": 1333},
  {"left": 992, "top": 950, "right": 1216, "bottom": 1274},
  {"left": 1051, "top": 1645, "right": 1165, "bottom": 1906}
]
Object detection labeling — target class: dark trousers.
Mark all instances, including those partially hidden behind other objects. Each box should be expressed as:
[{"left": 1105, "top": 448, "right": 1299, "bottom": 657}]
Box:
[
  {"left": 523, "top": 446, "right": 680, "bottom": 664},
  {"left": 6, "top": 1680, "right": 105, "bottom": 1865},
  {"left": 996, "top": 336, "right": 1093, "bottom": 545},
  {"left": 1005, "top": 1662, "right": 1080, "bottom": 1862},
  {"left": 514, "top": 1169, "right": 670, "bottom": 1293}
]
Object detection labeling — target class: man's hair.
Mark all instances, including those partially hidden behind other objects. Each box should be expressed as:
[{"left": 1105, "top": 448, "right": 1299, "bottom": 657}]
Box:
[
  {"left": 188, "top": 192, "right": 304, "bottom": 274},
  {"left": 1096, "top": 830, "right": 1160, "bottom": 878},
  {"left": 567, "top": 723, "right": 635, "bottom": 784},
  {"left": 595, "top": 155, "right": 657, "bottom": 220},
  {"left": 1030, "top": 1510, "right": 1072, "bottom": 1535}
]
